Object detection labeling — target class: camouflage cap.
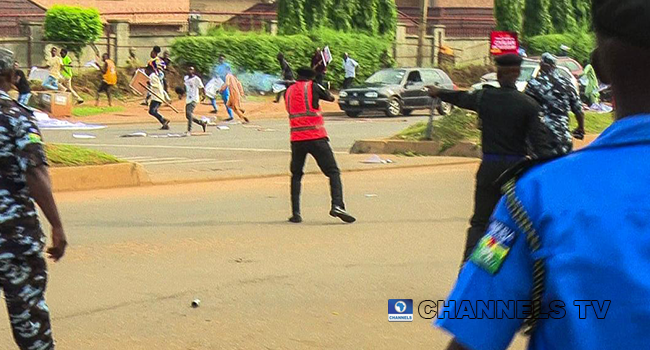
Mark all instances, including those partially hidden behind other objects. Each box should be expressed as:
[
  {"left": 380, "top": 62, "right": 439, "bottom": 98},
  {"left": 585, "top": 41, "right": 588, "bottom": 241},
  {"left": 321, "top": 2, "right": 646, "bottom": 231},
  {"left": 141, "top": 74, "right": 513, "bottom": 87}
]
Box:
[
  {"left": 593, "top": 0, "right": 650, "bottom": 48},
  {"left": 0, "top": 48, "right": 14, "bottom": 73}
]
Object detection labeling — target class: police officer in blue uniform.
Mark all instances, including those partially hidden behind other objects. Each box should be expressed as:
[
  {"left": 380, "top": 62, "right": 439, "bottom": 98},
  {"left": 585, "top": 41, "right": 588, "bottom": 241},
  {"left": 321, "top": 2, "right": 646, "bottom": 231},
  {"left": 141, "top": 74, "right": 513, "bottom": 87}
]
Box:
[
  {"left": 0, "top": 48, "right": 67, "bottom": 350},
  {"left": 435, "top": 1, "right": 650, "bottom": 349}
]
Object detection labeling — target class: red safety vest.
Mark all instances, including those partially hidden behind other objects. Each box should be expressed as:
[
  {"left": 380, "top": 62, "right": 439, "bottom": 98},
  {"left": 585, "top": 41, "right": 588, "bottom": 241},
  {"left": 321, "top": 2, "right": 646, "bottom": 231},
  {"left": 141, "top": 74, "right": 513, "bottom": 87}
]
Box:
[{"left": 286, "top": 80, "right": 328, "bottom": 142}]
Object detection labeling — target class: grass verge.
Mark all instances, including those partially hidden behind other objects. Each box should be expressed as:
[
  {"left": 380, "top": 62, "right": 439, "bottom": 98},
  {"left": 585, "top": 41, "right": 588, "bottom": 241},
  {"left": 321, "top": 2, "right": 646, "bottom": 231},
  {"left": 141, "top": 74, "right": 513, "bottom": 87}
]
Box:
[
  {"left": 394, "top": 109, "right": 481, "bottom": 151},
  {"left": 45, "top": 144, "right": 123, "bottom": 167},
  {"left": 72, "top": 105, "right": 125, "bottom": 117},
  {"left": 395, "top": 109, "right": 614, "bottom": 152}
]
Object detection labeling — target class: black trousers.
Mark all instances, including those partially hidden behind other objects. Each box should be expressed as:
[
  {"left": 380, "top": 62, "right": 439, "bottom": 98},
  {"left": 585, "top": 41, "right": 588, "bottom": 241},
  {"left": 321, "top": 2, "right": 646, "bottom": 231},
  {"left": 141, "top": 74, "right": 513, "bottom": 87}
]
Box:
[
  {"left": 149, "top": 101, "right": 165, "bottom": 125},
  {"left": 463, "top": 159, "right": 521, "bottom": 261},
  {"left": 185, "top": 102, "right": 203, "bottom": 131},
  {"left": 342, "top": 77, "right": 354, "bottom": 89},
  {"left": 291, "top": 138, "right": 344, "bottom": 214}
]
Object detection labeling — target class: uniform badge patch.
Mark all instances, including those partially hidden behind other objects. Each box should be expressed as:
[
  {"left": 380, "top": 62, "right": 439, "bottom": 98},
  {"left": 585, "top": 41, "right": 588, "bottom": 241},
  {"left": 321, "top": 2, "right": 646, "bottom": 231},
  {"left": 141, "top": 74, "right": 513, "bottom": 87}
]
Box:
[
  {"left": 470, "top": 221, "right": 517, "bottom": 274},
  {"left": 27, "top": 132, "right": 42, "bottom": 144}
]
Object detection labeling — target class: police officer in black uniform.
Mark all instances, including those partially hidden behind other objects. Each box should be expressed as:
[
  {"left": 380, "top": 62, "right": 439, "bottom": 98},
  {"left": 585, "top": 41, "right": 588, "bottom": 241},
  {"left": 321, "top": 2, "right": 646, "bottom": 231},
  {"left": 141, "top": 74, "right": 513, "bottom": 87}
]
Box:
[
  {"left": 0, "top": 48, "right": 67, "bottom": 350},
  {"left": 428, "top": 54, "right": 544, "bottom": 262}
]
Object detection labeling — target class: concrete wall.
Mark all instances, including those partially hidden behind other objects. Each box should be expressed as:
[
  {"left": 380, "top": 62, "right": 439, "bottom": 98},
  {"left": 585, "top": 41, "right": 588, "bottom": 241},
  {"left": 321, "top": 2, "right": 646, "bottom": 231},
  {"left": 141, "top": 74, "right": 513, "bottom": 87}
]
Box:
[
  {"left": 444, "top": 37, "right": 490, "bottom": 66},
  {"left": 190, "top": 0, "right": 261, "bottom": 22}
]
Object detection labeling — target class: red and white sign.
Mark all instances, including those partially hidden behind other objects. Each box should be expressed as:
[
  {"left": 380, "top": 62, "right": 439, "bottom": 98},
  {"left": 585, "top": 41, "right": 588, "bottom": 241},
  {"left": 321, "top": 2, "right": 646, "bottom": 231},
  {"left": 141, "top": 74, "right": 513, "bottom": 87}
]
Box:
[{"left": 490, "top": 31, "right": 519, "bottom": 56}]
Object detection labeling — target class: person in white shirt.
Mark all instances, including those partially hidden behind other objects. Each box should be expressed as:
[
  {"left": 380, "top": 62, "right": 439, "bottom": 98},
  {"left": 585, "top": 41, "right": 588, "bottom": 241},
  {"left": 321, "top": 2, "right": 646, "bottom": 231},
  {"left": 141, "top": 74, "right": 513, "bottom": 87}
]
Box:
[
  {"left": 146, "top": 65, "right": 170, "bottom": 130},
  {"left": 342, "top": 53, "right": 359, "bottom": 89},
  {"left": 183, "top": 67, "right": 208, "bottom": 133}
]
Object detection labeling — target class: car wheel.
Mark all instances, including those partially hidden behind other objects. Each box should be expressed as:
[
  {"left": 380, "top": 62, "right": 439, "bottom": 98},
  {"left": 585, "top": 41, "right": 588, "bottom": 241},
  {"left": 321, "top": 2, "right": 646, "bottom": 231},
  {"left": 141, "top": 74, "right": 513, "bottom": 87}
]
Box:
[
  {"left": 402, "top": 109, "right": 414, "bottom": 116},
  {"left": 345, "top": 111, "right": 361, "bottom": 118},
  {"left": 385, "top": 97, "right": 402, "bottom": 117},
  {"left": 437, "top": 101, "right": 453, "bottom": 116}
]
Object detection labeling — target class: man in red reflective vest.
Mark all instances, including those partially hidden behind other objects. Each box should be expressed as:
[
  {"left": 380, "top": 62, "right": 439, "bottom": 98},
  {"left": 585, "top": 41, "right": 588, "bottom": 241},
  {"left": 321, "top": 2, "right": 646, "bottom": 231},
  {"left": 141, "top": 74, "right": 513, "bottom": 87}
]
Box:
[{"left": 285, "top": 68, "right": 356, "bottom": 224}]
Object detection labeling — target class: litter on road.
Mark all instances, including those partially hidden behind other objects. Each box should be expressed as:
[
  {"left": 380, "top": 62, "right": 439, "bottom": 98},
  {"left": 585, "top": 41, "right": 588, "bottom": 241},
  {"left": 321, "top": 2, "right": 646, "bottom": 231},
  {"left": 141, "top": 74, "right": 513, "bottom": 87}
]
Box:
[
  {"left": 72, "top": 133, "right": 96, "bottom": 139},
  {"left": 361, "top": 154, "right": 394, "bottom": 164},
  {"left": 120, "top": 132, "right": 147, "bottom": 138}
]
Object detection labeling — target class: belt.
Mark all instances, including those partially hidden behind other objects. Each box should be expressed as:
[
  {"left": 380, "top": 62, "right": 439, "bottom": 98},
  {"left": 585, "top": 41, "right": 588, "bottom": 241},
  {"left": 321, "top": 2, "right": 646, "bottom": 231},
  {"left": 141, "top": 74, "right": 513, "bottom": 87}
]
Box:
[{"left": 482, "top": 154, "right": 525, "bottom": 163}]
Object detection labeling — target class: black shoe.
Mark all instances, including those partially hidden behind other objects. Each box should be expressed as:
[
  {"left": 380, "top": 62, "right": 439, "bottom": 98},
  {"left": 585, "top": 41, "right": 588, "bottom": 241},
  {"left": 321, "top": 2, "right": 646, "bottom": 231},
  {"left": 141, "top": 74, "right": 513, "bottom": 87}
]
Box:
[
  {"left": 288, "top": 215, "right": 303, "bottom": 223},
  {"left": 210, "top": 110, "right": 218, "bottom": 114},
  {"left": 161, "top": 119, "right": 170, "bottom": 130},
  {"left": 201, "top": 121, "right": 208, "bottom": 133},
  {"left": 330, "top": 206, "right": 356, "bottom": 223}
]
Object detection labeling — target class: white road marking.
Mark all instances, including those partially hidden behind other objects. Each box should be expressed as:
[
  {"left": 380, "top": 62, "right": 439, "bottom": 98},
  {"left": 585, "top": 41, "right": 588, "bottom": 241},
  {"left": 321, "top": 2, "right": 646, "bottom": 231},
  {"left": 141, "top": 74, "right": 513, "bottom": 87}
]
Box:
[{"left": 56, "top": 143, "right": 347, "bottom": 154}]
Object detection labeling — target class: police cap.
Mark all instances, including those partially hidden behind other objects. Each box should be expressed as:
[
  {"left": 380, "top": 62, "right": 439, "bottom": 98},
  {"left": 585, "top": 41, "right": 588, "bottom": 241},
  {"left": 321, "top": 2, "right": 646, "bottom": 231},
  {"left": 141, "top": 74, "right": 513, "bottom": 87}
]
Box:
[
  {"left": 593, "top": 0, "right": 650, "bottom": 48},
  {"left": 494, "top": 54, "right": 523, "bottom": 67},
  {"left": 297, "top": 67, "right": 316, "bottom": 79},
  {"left": 0, "top": 48, "right": 13, "bottom": 73}
]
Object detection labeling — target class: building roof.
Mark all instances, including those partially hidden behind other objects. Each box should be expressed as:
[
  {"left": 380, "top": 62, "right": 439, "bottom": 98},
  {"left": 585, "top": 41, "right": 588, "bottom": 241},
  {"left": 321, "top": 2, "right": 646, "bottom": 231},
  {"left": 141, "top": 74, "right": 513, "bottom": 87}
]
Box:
[
  {"left": 0, "top": 0, "right": 46, "bottom": 36},
  {"left": 436, "top": 0, "right": 493, "bottom": 8},
  {"left": 29, "top": 0, "right": 190, "bottom": 24}
]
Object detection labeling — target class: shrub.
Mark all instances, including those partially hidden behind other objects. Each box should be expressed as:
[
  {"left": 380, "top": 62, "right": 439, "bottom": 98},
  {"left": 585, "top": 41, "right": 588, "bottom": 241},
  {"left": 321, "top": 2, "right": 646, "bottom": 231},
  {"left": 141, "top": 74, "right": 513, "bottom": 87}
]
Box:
[
  {"left": 495, "top": 0, "right": 524, "bottom": 33},
  {"left": 277, "top": 0, "right": 307, "bottom": 35},
  {"left": 523, "top": 0, "right": 552, "bottom": 37},
  {"left": 44, "top": 5, "right": 103, "bottom": 57},
  {"left": 171, "top": 28, "right": 394, "bottom": 88},
  {"left": 524, "top": 32, "right": 595, "bottom": 65}
]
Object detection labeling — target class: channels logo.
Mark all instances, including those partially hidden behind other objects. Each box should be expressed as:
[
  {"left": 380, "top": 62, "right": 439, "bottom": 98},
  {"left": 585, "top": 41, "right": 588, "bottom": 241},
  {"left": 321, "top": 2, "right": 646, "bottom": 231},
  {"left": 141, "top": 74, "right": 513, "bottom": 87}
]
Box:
[{"left": 388, "top": 299, "right": 413, "bottom": 322}]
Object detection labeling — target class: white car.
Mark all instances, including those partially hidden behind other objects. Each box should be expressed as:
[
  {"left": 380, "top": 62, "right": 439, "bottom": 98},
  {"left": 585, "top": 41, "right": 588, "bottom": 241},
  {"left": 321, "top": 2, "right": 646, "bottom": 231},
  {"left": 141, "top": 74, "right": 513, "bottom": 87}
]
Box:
[{"left": 471, "top": 62, "right": 580, "bottom": 96}]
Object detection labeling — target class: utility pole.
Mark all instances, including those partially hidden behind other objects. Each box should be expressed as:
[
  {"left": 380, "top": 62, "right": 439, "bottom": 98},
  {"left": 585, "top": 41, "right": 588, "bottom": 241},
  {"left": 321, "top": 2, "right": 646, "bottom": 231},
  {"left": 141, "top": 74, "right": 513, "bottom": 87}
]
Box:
[{"left": 417, "top": 0, "right": 430, "bottom": 67}]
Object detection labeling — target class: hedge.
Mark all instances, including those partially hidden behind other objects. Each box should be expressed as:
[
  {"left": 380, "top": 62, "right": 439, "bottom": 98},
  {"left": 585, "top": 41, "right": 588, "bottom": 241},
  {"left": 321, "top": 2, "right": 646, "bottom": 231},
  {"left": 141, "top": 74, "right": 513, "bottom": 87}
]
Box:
[
  {"left": 171, "top": 28, "right": 394, "bottom": 88},
  {"left": 524, "top": 32, "right": 595, "bottom": 65}
]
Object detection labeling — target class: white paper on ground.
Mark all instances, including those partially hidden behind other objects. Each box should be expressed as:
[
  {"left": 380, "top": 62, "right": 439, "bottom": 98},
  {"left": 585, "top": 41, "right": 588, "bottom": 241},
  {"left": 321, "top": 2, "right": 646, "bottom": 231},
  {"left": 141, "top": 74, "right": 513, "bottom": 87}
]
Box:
[
  {"left": 72, "top": 133, "right": 96, "bottom": 139},
  {"left": 120, "top": 132, "right": 147, "bottom": 138},
  {"left": 217, "top": 126, "right": 230, "bottom": 130},
  {"left": 33, "top": 109, "right": 106, "bottom": 130}
]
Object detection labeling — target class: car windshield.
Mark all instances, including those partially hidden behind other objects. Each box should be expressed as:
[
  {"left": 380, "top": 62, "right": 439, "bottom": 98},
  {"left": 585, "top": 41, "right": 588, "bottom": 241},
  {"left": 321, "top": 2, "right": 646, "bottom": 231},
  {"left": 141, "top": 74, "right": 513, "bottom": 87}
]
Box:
[
  {"left": 519, "top": 65, "right": 537, "bottom": 82},
  {"left": 365, "top": 69, "right": 405, "bottom": 85}
]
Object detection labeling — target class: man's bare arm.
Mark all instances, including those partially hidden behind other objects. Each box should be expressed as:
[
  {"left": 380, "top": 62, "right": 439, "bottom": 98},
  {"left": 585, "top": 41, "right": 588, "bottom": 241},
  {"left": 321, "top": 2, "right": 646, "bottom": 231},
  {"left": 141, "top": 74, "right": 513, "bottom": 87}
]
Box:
[{"left": 27, "top": 165, "right": 67, "bottom": 261}]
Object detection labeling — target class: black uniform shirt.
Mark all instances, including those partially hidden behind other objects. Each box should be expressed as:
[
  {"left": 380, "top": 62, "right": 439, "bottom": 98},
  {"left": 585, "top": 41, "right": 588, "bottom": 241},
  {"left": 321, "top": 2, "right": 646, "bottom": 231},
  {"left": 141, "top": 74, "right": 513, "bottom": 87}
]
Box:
[
  {"left": 14, "top": 70, "right": 31, "bottom": 95},
  {"left": 438, "top": 84, "right": 543, "bottom": 156}
]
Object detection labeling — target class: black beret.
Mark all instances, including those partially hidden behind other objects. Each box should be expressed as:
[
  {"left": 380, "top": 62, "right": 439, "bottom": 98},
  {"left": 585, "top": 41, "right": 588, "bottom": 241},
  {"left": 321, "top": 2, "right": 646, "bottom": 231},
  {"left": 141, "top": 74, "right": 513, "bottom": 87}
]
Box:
[
  {"left": 296, "top": 67, "right": 316, "bottom": 79},
  {"left": 593, "top": 0, "right": 650, "bottom": 48},
  {"left": 494, "top": 54, "right": 523, "bottom": 67}
]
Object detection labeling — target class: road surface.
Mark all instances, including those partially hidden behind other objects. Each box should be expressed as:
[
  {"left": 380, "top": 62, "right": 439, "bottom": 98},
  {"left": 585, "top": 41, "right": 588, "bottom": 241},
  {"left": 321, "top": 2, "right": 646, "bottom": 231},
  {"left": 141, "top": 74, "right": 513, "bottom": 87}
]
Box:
[
  {"left": 42, "top": 116, "right": 430, "bottom": 182},
  {"left": 0, "top": 165, "right": 528, "bottom": 349}
]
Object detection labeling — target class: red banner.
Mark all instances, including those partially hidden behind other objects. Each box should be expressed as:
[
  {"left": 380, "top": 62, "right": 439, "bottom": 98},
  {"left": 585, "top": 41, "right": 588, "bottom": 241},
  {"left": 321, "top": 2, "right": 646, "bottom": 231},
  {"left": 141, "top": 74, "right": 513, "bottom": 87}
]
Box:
[{"left": 490, "top": 31, "right": 519, "bottom": 56}]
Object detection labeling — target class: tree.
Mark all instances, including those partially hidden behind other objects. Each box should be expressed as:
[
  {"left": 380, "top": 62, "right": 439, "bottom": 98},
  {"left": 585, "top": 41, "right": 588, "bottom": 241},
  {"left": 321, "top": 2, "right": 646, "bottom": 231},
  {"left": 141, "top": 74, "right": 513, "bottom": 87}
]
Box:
[
  {"left": 377, "top": 0, "right": 398, "bottom": 36},
  {"left": 328, "top": 0, "right": 356, "bottom": 32},
  {"left": 43, "top": 5, "right": 103, "bottom": 58},
  {"left": 549, "top": 0, "right": 578, "bottom": 33},
  {"left": 305, "top": 0, "right": 332, "bottom": 29},
  {"left": 495, "top": 0, "right": 523, "bottom": 33},
  {"left": 572, "top": 0, "right": 591, "bottom": 29},
  {"left": 523, "top": 0, "right": 552, "bottom": 37},
  {"left": 277, "top": 0, "right": 307, "bottom": 35},
  {"left": 352, "top": 0, "right": 379, "bottom": 35}
]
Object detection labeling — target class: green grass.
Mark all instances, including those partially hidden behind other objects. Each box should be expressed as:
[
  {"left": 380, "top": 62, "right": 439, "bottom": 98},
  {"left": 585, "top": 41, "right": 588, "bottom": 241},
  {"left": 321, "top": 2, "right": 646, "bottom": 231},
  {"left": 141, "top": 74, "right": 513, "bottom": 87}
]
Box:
[
  {"left": 72, "top": 105, "right": 125, "bottom": 117},
  {"left": 395, "top": 109, "right": 481, "bottom": 151},
  {"left": 395, "top": 110, "right": 614, "bottom": 152},
  {"left": 45, "top": 144, "right": 123, "bottom": 167},
  {"left": 571, "top": 111, "right": 614, "bottom": 134}
]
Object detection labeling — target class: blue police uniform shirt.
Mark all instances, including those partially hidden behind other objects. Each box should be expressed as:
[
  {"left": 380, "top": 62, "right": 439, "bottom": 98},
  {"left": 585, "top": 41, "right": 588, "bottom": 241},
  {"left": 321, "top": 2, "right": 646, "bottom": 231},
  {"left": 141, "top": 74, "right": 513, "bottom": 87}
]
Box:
[{"left": 436, "top": 114, "right": 650, "bottom": 350}]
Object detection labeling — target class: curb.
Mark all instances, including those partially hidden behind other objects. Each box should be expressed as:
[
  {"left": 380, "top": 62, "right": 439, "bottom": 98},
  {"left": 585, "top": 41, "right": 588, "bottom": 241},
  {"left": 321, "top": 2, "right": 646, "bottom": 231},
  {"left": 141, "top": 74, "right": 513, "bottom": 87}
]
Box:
[
  {"left": 350, "top": 139, "right": 442, "bottom": 156},
  {"left": 351, "top": 139, "right": 482, "bottom": 158},
  {"left": 51, "top": 163, "right": 151, "bottom": 193}
]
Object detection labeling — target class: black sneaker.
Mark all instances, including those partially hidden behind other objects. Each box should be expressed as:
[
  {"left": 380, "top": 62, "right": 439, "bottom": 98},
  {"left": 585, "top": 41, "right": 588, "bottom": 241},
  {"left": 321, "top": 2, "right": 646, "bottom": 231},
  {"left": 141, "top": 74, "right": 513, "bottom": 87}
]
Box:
[
  {"left": 161, "top": 119, "right": 170, "bottom": 130},
  {"left": 288, "top": 215, "right": 303, "bottom": 224},
  {"left": 329, "top": 206, "right": 356, "bottom": 223},
  {"left": 201, "top": 121, "right": 208, "bottom": 133}
]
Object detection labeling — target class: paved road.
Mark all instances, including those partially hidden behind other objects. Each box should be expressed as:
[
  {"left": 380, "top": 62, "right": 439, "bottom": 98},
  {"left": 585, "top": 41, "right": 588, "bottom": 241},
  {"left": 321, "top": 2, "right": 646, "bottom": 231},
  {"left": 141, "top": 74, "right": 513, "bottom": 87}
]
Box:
[
  {"left": 43, "top": 116, "right": 430, "bottom": 182},
  {"left": 0, "top": 165, "right": 527, "bottom": 349}
]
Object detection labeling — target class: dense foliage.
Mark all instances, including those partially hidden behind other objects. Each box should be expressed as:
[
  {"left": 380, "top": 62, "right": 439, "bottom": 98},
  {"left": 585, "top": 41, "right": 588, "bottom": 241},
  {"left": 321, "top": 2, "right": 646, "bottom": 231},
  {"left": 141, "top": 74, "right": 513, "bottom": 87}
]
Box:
[
  {"left": 171, "top": 28, "right": 394, "bottom": 88},
  {"left": 495, "top": 0, "right": 523, "bottom": 33},
  {"left": 549, "top": 0, "right": 578, "bottom": 33},
  {"left": 279, "top": 0, "right": 396, "bottom": 36},
  {"left": 524, "top": 32, "right": 596, "bottom": 65},
  {"left": 43, "top": 5, "right": 103, "bottom": 57},
  {"left": 277, "top": 0, "right": 307, "bottom": 35},
  {"left": 523, "top": 0, "right": 552, "bottom": 37}
]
